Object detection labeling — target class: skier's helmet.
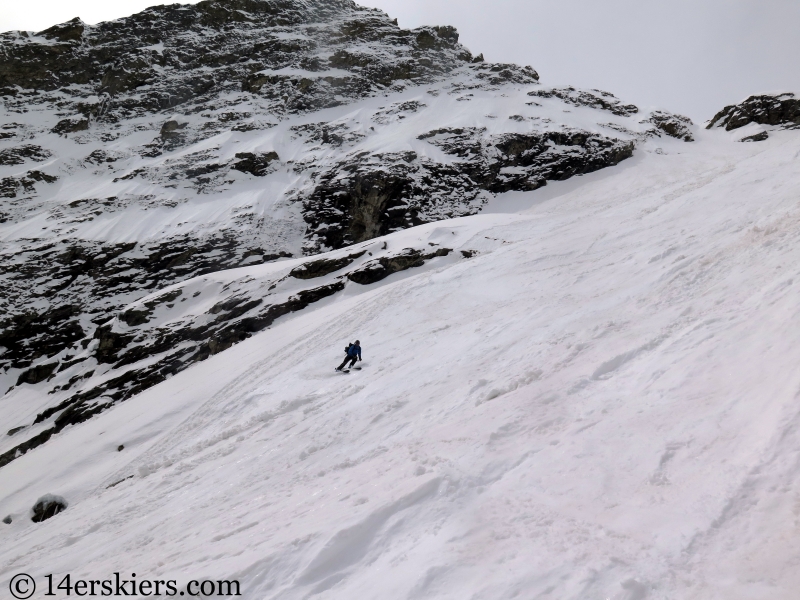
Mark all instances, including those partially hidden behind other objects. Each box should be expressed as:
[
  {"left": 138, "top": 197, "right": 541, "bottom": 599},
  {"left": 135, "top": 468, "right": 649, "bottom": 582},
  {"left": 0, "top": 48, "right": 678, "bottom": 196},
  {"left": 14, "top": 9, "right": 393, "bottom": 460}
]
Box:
[{"left": 355, "top": 340, "right": 360, "bottom": 345}]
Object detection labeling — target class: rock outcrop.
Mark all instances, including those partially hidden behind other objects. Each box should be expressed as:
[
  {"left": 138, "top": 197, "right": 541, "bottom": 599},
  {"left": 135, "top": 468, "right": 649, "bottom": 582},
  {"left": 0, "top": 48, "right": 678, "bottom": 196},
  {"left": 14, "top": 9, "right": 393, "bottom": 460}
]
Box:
[
  {"left": 707, "top": 92, "right": 800, "bottom": 136},
  {"left": 30, "top": 494, "right": 68, "bottom": 522},
  {"left": 302, "top": 129, "right": 635, "bottom": 250}
]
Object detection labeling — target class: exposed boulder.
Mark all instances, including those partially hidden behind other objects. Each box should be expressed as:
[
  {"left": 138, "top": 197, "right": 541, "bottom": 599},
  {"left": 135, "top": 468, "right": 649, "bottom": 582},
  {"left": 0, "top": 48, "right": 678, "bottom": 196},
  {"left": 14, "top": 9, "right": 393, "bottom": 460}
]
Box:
[
  {"left": 52, "top": 118, "right": 89, "bottom": 135},
  {"left": 31, "top": 494, "right": 68, "bottom": 523},
  {"left": 159, "top": 119, "right": 189, "bottom": 149},
  {"left": 741, "top": 131, "right": 769, "bottom": 142},
  {"left": 160, "top": 119, "right": 188, "bottom": 137},
  {"left": 290, "top": 251, "right": 366, "bottom": 279},
  {"left": 707, "top": 93, "right": 800, "bottom": 131},
  {"left": 529, "top": 87, "right": 637, "bottom": 116},
  {"left": 347, "top": 248, "right": 452, "bottom": 285},
  {"left": 647, "top": 111, "right": 694, "bottom": 142},
  {"left": 232, "top": 152, "right": 280, "bottom": 176}
]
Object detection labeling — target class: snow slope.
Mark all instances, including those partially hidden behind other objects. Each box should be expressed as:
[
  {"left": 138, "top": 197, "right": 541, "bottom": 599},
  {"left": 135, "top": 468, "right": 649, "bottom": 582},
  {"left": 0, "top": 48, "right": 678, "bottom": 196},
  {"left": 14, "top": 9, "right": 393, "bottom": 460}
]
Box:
[
  {"left": 1, "top": 0, "right": 695, "bottom": 464},
  {"left": 2, "top": 126, "right": 800, "bottom": 599},
  {"left": 0, "top": 67, "right": 682, "bottom": 462}
]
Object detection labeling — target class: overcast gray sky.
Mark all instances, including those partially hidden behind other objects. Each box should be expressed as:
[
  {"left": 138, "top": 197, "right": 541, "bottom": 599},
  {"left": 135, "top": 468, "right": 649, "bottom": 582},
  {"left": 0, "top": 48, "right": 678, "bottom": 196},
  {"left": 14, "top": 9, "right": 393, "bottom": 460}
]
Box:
[{"left": 2, "top": 0, "right": 799, "bottom": 121}]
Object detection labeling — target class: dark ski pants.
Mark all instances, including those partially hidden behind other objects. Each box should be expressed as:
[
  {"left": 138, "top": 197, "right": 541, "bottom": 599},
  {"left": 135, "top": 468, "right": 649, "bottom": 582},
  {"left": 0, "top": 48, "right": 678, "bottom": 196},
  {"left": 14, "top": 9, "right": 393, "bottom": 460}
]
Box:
[{"left": 338, "top": 355, "right": 358, "bottom": 370}]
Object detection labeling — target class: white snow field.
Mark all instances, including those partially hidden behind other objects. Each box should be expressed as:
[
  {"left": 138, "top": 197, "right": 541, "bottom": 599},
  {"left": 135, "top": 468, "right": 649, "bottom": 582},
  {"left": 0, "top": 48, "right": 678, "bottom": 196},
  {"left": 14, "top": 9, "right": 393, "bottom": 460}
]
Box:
[{"left": 3, "top": 127, "right": 800, "bottom": 599}]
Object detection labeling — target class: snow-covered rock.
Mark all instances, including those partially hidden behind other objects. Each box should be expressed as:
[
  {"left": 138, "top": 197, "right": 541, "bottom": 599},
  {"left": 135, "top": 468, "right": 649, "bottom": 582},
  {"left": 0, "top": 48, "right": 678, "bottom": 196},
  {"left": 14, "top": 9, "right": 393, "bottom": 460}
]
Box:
[{"left": 30, "top": 493, "right": 68, "bottom": 522}]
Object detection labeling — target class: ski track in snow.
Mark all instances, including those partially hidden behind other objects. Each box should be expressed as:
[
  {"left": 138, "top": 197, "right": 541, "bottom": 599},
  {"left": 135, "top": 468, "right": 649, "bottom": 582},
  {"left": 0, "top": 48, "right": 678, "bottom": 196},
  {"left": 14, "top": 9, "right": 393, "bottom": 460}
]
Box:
[{"left": 3, "top": 130, "right": 800, "bottom": 599}]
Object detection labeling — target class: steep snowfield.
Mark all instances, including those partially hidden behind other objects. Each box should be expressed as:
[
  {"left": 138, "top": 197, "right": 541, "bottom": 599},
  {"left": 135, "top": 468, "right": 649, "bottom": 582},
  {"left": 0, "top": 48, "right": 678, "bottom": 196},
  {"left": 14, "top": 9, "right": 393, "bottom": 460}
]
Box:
[
  {"left": 3, "top": 128, "right": 800, "bottom": 599},
  {"left": 0, "top": 71, "right": 679, "bottom": 462}
]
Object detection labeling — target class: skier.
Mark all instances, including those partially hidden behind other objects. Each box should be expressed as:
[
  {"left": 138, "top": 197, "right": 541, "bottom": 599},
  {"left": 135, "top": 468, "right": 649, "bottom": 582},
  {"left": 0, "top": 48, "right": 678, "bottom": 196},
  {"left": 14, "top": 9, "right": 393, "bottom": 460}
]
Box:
[{"left": 336, "top": 340, "right": 362, "bottom": 371}]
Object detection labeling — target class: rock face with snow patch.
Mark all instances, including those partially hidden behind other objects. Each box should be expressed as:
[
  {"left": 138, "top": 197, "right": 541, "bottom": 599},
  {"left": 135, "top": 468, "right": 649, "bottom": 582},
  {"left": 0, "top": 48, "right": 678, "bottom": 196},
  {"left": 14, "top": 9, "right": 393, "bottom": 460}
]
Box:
[
  {"left": 0, "top": 2, "right": 470, "bottom": 114},
  {"left": 302, "top": 128, "right": 634, "bottom": 250},
  {"left": 0, "top": 0, "right": 694, "bottom": 467}
]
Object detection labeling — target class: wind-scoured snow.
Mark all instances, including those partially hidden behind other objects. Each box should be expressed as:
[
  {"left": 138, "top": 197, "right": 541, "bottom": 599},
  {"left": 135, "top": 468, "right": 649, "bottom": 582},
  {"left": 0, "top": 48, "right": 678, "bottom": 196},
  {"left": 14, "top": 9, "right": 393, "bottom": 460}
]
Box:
[{"left": 2, "top": 127, "right": 800, "bottom": 599}]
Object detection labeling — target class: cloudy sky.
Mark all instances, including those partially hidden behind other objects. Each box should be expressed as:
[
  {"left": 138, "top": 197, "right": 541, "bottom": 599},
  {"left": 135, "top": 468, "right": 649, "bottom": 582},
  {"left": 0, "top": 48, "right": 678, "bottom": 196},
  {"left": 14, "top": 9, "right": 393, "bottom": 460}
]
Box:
[{"left": 2, "top": 0, "right": 798, "bottom": 121}]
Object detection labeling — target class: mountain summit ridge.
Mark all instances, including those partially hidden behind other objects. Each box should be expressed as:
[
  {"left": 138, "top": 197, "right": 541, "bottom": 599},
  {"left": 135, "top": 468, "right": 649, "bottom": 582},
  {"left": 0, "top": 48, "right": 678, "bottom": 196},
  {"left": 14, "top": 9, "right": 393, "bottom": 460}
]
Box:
[{"left": 0, "top": 0, "right": 475, "bottom": 113}]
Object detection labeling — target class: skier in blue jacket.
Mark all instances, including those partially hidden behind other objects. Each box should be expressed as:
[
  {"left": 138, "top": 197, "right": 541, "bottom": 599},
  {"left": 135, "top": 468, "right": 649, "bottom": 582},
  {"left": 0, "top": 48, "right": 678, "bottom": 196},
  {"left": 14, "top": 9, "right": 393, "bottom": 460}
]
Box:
[{"left": 336, "top": 340, "right": 362, "bottom": 371}]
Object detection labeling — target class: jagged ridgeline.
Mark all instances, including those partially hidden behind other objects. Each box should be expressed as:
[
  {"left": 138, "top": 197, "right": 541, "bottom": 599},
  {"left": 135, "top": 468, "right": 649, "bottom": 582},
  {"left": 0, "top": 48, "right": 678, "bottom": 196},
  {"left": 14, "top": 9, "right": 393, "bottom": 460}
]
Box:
[{"left": 0, "top": 0, "right": 693, "bottom": 467}]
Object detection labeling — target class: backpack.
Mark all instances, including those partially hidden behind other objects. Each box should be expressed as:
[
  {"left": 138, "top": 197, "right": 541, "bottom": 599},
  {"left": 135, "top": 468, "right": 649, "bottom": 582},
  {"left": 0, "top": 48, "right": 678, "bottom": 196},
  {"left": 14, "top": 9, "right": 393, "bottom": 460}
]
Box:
[{"left": 344, "top": 343, "right": 353, "bottom": 354}]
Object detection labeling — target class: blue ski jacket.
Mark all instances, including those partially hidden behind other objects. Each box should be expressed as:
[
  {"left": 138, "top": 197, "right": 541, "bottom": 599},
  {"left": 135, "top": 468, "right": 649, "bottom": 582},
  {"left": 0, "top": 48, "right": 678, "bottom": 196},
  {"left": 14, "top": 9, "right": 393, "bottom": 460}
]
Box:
[{"left": 347, "top": 344, "right": 362, "bottom": 358}]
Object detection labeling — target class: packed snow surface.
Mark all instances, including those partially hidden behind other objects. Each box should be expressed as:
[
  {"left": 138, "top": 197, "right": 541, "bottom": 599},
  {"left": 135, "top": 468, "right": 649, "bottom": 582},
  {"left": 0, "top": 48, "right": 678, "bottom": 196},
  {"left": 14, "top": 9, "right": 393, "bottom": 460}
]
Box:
[{"left": 3, "top": 128, "right": 800, "bottom": 599}]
